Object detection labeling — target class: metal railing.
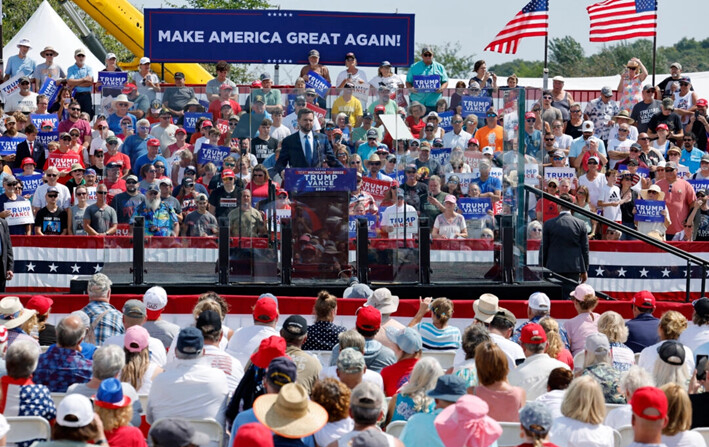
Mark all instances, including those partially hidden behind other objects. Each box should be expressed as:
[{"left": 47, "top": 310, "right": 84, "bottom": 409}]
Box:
[{"left": 525, "top": 185, "right": 709, "bottom": 302}]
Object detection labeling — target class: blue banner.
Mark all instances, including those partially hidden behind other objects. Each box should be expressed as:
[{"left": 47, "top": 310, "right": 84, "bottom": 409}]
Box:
[
  {"left": 16, "top": 173, "right": 43, "bottom": 196},
  {"left": 305, "top": 71, "right": 331, "bottom": 99},
  {"left": 283, "top": 168, "right": 358, "bottom": 193},
  {"left": 688, "top": 179, "right": 709, "bottom": 193},
  {"left": 183, "top": 112, "right": 212, "bottom": 133},
  {"left": 413, "top": 75, "right": 440, "bottom": 93},
  {"left": 38, "top": 78, "right": 61, "bottom": 110},
  {"left": 0, "top": 136, "right": 26, "bottom": 156},
  {"left": 430, "top": 148, "right": 451, "bottom": 166},
  {"left": 198, "top": 144, "right": 230, "bottom": 166},
  {"left": 98, "top": 72, "right": 128, "bottom": 90},
  {"left": 395, "top": 170, "right": 405, "bottom": 185},
  {"left": 634, "top": 199, "right": 665, "bottom": 223},
  {"left": 348, "top": 215, "right": 377, "bottom": 238},
  {"left": 616, "top": 164, "right": 649, "bottom": 178},
  {"left": 285, "top": 94, "right": 296, "bottom": 115},
  {"left": 438, "top": 111, "right": 454, "bottom": 132},
  {"left": 30, "top": 114, "right": 58, "bottom": 131},
  {"left": 461, "top": 96, "right": 493, "bottom": 119},
  {"left": 36, "top": 132, "right": 58, "bottom": 148},
  {"left": 144, "top": 9, "right": 415, "bottom": 67},
  {"left": 457, "top": 197, "right": 492, "bottom": 219}
]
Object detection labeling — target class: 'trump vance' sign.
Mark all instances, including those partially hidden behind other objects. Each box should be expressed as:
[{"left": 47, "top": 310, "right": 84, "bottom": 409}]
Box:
[{"left": 144, "top": 9, "right": 415, "bottom": 66}]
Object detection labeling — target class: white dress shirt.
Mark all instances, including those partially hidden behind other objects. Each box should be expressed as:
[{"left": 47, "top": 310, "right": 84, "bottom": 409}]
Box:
[
  {"left": 508, "top": 353, "right": 571, "bottom": 400},
  {"left": 203, "top": 344, "right": 244, "bottom": 394},
  {"left": 225, "top": 324, "right": 279, "bottom": 368}
]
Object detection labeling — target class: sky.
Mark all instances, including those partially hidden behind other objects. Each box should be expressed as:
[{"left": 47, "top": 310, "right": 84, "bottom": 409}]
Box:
[{"left": 134, "top": 0, "right": 707, "bottom": 79}]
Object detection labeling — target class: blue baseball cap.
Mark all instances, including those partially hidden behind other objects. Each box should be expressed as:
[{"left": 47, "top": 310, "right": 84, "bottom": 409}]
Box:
[{"left": 176, "top": 327, "right": 203, "bottom": 355}]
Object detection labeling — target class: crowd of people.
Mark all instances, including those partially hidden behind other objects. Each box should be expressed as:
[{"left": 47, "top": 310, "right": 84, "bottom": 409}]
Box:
[
  {"left": 2, "top": 41, "right": 707, "bottom": 242},
  {"left": 0, "top": 276, "right": 707, "bottom": 446}
]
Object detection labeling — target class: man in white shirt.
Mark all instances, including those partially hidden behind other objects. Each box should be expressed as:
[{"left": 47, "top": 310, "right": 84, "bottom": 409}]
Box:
[
  {"left": 578, "top": 156, "right": 605, "bottom": 214},
  {"left": 283, "top": 96, "right": 321, "bottom": 133},
  {"left": 269, "top": 105, "right": 292, "bottom": 142},
  {"left": 5, "top": 76, "right": 38, "bottom": 113},
  {"left": 381, "top": 188, "right": 418, "bottom": 239},
  {"left": 598, "top": 169, "right": 622, "bottom": 224},
  {"left": 508, "top": 323, "right": 570, "bottom": 400},
  {"left": 488, "top": 308, "right": 524, "bottom": 369},
  {"left": 102, "top": 299, "right": 166, "bottom": 367},
  {"left": 147, "top": 327, "right": 229, "bottom": 426},
  {"left": 679, "top": 297, "right": 709, "bottom": 352},
  {"left": 442, "top": 114, "right": 472, "bottom": 150},
  {"left": 196, "top": 310, "right": 243, "bottom": 394},
  {"left": 607, "top": 122, "right": 636, "bottom": 169},
  {"left": 225, "top": 294, "right": 279, "bottom": 367}
]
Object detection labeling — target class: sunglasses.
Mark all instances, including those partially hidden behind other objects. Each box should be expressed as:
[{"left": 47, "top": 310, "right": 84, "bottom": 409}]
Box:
[
  {"left": 369, "top": 162, "right": 381, "bottom": 166},
  {"left": 70, "top": 108, "right": 81, "bottom": 111},
  {"left": 350, "top": 161, "right": 361, "bottom": 165},
  {"left": 76, "top": 192, "right": 87, "bottom": 196},
  {"left": 423, "top": 53, "right": 432, "bottom": 57},
  {"left": 46, "top": 174, "right": 58, "bottom": 177},
  {"left": 95, "top": 153, "right": 104, "bottom": 157},
  {"left": 553, "top": 156, "right": 564, "bottom": 161},
  {"left": 618, "top": 129, "right": 629, "bottom": 132},
  {"left": 405, "top": 170, "right": 417, "bottom": 174},
  {"left": 96, "top": 191, "right": 107, "bottom": 195},
  {"left": 571, "top": 110, "right": 581, "bottom": 113},
  {"left": 5, "top": 182, "right": 17, "bottom": 187},
  {"left": 526, "top": 119, "right": 536, "bottom": 123},
  {"left": 70, "top": 133, "right": 80, "bottom": 137},
  {"left": 155, "top": 165, "right": 165, "bottom": 169},
  {"left": 679, "top": 82, "right": 689, "bottom": 86},
  {"left": 126, "top": 180, "right": 137, "bottom": 185},
  {"left": 543, "top": 95, "right": 552, "bottom": 99},
  {"left": 638, "top": 137, "right": 649, "bottom": 140},
  {"left": 47, "top": 194, "right": 58, "bottom": 198},
  {"left": 683, "top": 138, "right": 694, "bottom": 142},
  {"left": 61, "top": 137, "right": 71, "bottom": 141},
  {"left": 545, "top": 138, "right": 555, "bottom": 142},
  {"left": 453, "top": 120, "right": 463, "bottom": 124},
  {"left": 630, "top": 149, "right": 640, "bottom": 152},
  {"left": 664, "top": 168, "right": 675, "bottom": 172}
]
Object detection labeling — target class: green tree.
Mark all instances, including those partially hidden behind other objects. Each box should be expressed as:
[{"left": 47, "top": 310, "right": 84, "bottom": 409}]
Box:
[
  {"left": 489, "top": 59, "right": 544, "bottom": 77},
  {"left": 548, "top": 36, "right": 585, "bottom": 77},
  {"left": 409, "top": 42, "right": 477, "bottom": 79}
]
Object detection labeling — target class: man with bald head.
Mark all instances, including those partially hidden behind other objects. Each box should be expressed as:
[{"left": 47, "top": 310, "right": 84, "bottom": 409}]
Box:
[{"left": 33, "top": 315, "right": 93, "bottom": 392}]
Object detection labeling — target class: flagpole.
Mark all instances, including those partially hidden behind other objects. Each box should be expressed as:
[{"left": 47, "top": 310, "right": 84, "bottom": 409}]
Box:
[
  {"left": 542, "top": 31, "right": 549, "bottom": 90},
  {"left": 651, "top": 21, "right": 657, "bottom": 86}
]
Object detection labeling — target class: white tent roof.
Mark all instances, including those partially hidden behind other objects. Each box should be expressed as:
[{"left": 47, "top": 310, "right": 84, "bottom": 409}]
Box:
[{"left": 4, "top": 0, "right": 104, "bottom": 81}]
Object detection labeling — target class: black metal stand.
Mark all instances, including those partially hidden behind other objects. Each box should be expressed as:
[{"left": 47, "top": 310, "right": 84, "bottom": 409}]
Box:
[
  {"left": 131, "top": 217, "right": 144, "bottom": 285},
  {"left": 419, "top": 217, "right": 431, "bottom": 285},
  {"left": 281, "top": 219, "right": 292, "bottom": 285},
  {"left": 218, "top": 221, "right": 230, "bottom": 285},
  {"left": 356, "top": 218, "right": 369, "bottom": 284}
]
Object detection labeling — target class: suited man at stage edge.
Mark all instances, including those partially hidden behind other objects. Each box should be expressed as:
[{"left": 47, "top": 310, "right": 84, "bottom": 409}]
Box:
[
  {"left": 541, "top": 193, "right": 589, "bottom": 292},
  {"left": 0, "top": 218, "right": 14, "bottom": 292},
  {"left": 13, "top": 123, "right": 47, "bottom": 170},
  {"left": 269, "top": 108, "right": 343, "bottom": 178}
]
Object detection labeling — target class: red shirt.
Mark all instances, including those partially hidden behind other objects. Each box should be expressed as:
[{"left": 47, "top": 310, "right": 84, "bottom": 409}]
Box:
[
  {"left": 657, "top": 178, "right": 697, "bottom": 235},
  {"left": 58, "top": 118, "right": 91, "bottom": 144},
  {"left": 105, "top": 425, "right": 148, "bottom": 447},
  {"left": 104, "top": 152, "right": 132, "bottom": 174},
  {"left": 104, "top": 178, "right": 127, "bottom": 205},
  {"left": 535, "top": 194, "right": 560, "bottom": 222},
  {"left": 208, "top": 99, "right": 241, "bottom": 121},
  {"left": 406, "top": 116, "right": 425, "bottom": 139},
  {"left": 44, "top": 149, "right": 84, "bottom": 184},
  {"left": 380, "top": 358, "right": 418, "bottom": 397}
]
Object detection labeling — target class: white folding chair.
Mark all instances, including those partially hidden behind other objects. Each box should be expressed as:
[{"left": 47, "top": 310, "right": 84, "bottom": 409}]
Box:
[
  {"left": 306, "top": 350, "right": 333, "bottom": 368},
  {"left": 692, "top": 427, "right": 709, "bottom": 446},
  {"left": 139, "top": 394, "right": 149, "bottom": 415},
  {"left": 497, "top": 422, "right": 522, "bottom": 447},
  {"left": 6, "top": 416, "right": 51, "bottom": 445},
  {"left": 613, "top": 429, "right": 622, "bottom": 447},
  {"left": 617, "top": 425, "right": 634, "bottom": 447},
  {"left": 605, "top": 402, "right": 625, "bottom": 415},
  {"left": 421, "top": 350, "right": 457, "bottom": 370},
  {"left": 50, "top": 392, "right": 66, "bottom": 408},
  {"left": 187, "top": 418, "right": 223, "bottom": 447},
  {"left": 386, "top": 420, "right": 406, "bottom": 438}
]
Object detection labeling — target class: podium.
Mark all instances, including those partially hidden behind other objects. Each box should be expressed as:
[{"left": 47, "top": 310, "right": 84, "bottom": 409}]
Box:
[{"left": 283, "top": 168, "right": 357, "bottom": 280}]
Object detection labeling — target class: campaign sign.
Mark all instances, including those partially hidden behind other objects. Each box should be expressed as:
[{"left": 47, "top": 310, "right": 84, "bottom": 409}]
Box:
[
  {"left": 116, "top": 223, "right": 131, "bottom": 236},
  {"left": 349, "top": 215, "right": 377, "bottom": 238},
  {"left": 283, "top": 168, "right": 358, "bottom": 193},
  {"left": 285, "top": 94, "right": 296, "bottom": 115},
  {"left": 4, "top": 200, "right": 33, "bottom": 226},
  {"left": 438, "top": 111, "right": 454, "bottom": 132},
  {"left": 635, "top": 199, "right": 665, "bottom": 223},
  {"left": 617, "top": 164, "right": 649, "bottom": 178},
  {"left": 275, "top": 208, "right": 292, "bottom": 232},
  {"left": 216, "top": 119, "right": 229, "bottom": 136},
  {"left": 198, "top": 144, "right": 230, "bottom": 166},
  {"left": 97, "top": 72, "right": 128, "bottom": 90},
  {"left": 305, "top": 71, "right": 331, "bottom": 98},
  {"left": 0, "top": 136, "right": 25, "bottom": 156},
  {"left": 0, "top": 73, "right": 23, "bottom": 101},
  {"left": 544, "top": 167, "right": 576, "bottom": 182},
  {"left": 306, "top": 103, "right": 327, "bottom": 121},
  {"left": 183, "top": 112, "right": 212, "bottom": 133},
  {"left": 413, "top": 75, "right": 440, "bottom": 93},
  {"left": 38, "top": 78, "right": 61, "bottom": 109},
  {"left": 677, "top": 167, "right": 691, "bottom": 180},
  {"left": 361, "top": 177, "right": 393, "bottom": 202},
  {"left": 17, "top": 173, "right": 43, "bottom": 196},
  {"left": 457, "top": 198, "right": 492, "bottom": 219},
  {"left": 461, "top": 96, "right": 493, "bottom": 119},
  {"left": 144, "top": 9, "right": 415, "bottom": 66},
  {"left": 30, "top": 114, "right": 58, "bottom": 131},
  {"left": 395, "top": 170, "right": 405, "bottom": 185},
  {"left": 430, "top": 148, "right": 451, "bottom": 166},
  {"left": 689, "top": 179, "right": 709, "bottom": 193},
  {"left": 525, "top": 165, "right": 540, "bottom": 186},
  {"left": 36, "top": 132, "right": 58, "bottom": 147},
  {"left": 446, "top": 172, "right": 477, "bottom": 194}
]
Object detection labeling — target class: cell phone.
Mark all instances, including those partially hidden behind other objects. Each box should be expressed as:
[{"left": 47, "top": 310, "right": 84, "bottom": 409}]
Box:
[
  {"left": 697, "top": 354, "right": 708, "bottom": 381},
  {"left": 696, "top": 110, "right": 701, "bottom": 118}
]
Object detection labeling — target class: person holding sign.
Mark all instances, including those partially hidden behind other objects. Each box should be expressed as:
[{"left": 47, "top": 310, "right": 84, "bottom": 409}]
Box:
[
  {"left": 0, "top": 175, "right": 31, "bottom": 235},
  {"left": 299, "top": 49, "right": 331, "bottom": 85},
  {"left": 432, "top": 195, "right": 467, "bottom": 239},
  {"left": 5, "top": 77, "right": 37, "bottom": 114},
  {"left": 381, "top": 188, "right": 418, "bottom": 240},
  {"left": 634, "top": 185, "right": 671, "bottom": 240},
  {"left": 406, "top": 47, "right": 449, "bottom": 114},
  {"left": 33, "top": 46, "right": 65, "bottom": 92}
]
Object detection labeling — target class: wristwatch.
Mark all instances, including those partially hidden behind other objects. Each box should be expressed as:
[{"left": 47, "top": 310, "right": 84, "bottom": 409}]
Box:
[{"left": 95, "top": 440, "right": 107, "bottom": 445}]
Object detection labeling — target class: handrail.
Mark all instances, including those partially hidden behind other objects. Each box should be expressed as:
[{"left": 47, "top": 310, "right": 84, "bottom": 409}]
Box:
[{"left": 525, "top": 185, "right": 708, "bottom": 301}]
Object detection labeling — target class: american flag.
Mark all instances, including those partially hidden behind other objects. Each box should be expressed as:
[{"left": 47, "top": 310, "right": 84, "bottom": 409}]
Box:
[
  {"left": 484, "top": 0, "right": 549, "bottom": 54},
  {"left": 587, "top": 0, "right": 657, "bottom": 42}
]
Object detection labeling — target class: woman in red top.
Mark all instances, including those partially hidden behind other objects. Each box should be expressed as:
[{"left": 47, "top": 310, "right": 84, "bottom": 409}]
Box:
[
  {"left": 405, "top": 101, "right": 426, "bottom": 139},
  {"left": 246, "top": 164, "right": 272, "bottom": 203},
  {"left": 539, "top": 317, "right": 574, "bottom": 369},
  {"left": 94, "top": 378, "right": 147, "bottom": 447}
]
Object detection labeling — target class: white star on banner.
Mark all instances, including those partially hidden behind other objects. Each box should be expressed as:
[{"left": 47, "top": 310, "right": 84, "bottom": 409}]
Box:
[
  {"left": 639, "top": 268, "right": 649, "bottom": 277},
  {"left": 71, "top": 264, "right": 80, "bottom": 273},
  {"left": 94, "top": 264, "right": 102, "bottom": 273},
  {"left": 595, "top": 266, "right": 605, "bottom": 276},
  {"left": 26, "top": 262, "right": 35, "bottom": 272},
  {"left": 617, "top": 267, "right": 627, "bottom": 277},
  {"left": 661, "top": 268, "right": 671, "bottom": 277},
  {"left": 48, "top": 263, "right": 58, "bottom": 272}
]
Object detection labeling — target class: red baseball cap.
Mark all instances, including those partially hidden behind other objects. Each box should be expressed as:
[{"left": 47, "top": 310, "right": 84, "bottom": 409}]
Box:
[
  {"left": 697, "top": 98, "right": 708, "bottom": 107},
  {"left": 202, "top": 120, "right": 214, "bottom": 128},
  {"left": 631, "top": 386, "right": 668, "bottom": 421},
  {"left": 234, "top": 423, "right": 273, "bottom": 447},
  {"left": 520, "top": 322, "right": 547, "bottom": 344},
  {"left": 252, "top": 296, "right": 278, "bottom": 323},
  {"left": 656, "top": 123, "right": 669, "bottom": 131},
  {"left": 468, "top": 138, "right": 479, "bottom": 145},
  {"left": 374, "top": 105, "right": 386, "bottom": 113},
  {"left": 524, "top": 111, "right": 536, "bottom": 120},
  {"left": 21, "top": 157, "right": 36, "bottom": 167},
  {"left": 250, "top": 80, "right": 262, "bottom": 88},
  {"left": 356, "top": 306, "right": 381, "bottom": 331},
  {"left": 122, "top": 83, "right": 137, "bottom": 94},
  {"left": 26, "top": 295, "right": 53, "bottom": 315},
  {"left": 147, "top": 138, "right": 161, "bottom": 147},
  {"left": 250, "top": 335, "right": 286, "bottom": 369},
  {"left": 222, "top": 169, "right": 235, "bottom": 178},
  {"left": 632, "top": 290, "right": 656, "bottom": 310}
]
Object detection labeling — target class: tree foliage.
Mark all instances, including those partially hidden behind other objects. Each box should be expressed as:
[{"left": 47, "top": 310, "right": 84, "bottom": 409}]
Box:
[
  {"left": 409, "top": 42, "right": 477, "bottom": 79},
  {"left": 487, "top": 59, "right": 544, "bottom": 77}
]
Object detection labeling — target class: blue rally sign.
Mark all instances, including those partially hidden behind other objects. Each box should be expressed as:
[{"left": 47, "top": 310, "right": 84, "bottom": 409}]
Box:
[
  {"left": 634, "top": 199, "right": 665, "bottom": 223},
  {"left": 0, "top": 136, "right": 26, "bottom": 156},
  {"left": 144, "top": 9, "right": 415, "bottom": 66},
  {"left": 283, "top": 168, "right": 358, "bottom": 193},
  {"left": 457, "top": 197, "right": 492, "bottom": 219}
]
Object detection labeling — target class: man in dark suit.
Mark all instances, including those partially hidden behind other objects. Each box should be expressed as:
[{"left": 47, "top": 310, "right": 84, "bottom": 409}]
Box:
[
  {"left": 0, "top": 218, "right": 14, "bottom": 292},
  {"left": 270, "top": 108, "right": 342, "bottom": 177},
  {"left": 541, "top": 193, "right": 589, "bottom": 292},
  {"left": 13, "top": 123, "right": 47, "bottom": 170}
]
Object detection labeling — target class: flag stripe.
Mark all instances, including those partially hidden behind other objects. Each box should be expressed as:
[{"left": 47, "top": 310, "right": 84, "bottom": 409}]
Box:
[
  {"left": 587, "top": 0, "right": 657, "bottom": 42},
  {"left": 485, "top": 0, "right": 548, "bottom": 55}
]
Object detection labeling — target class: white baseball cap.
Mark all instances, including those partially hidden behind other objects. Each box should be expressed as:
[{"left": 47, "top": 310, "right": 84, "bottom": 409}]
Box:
[
  {"left": 143, "top": 286, "right": 168, "bottom": 319},
  {"left": 105, "top": 53, "right": 117, "bottom": 60},
  {"left": 139, "top": 56, "right": 151, "bottom": 65},
  {"left": 56, "top": 394, "right": 94, "bottom": 428},
  {"left": 528, "top": 292, "right": 551, "bottom": 311},
  {"left": 482, "top": 146, "right": 494, "bottom": 156}
]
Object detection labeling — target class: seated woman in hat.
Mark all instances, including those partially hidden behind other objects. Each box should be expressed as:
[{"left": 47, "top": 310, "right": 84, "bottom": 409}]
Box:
[
  {"left": 33, "top": 394, "right": 108, "bottom": 447},
  {"left": 0, "top": 296, "right": 39, "bottom": 347},
  {"left": 93, "top": 378, "right": 146, "bottom": 446}
]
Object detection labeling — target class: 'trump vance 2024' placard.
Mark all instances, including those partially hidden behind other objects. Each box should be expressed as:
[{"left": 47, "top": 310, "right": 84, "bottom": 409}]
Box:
[{"left": 144, "top": 9, "right": 415, "bottom": 66}]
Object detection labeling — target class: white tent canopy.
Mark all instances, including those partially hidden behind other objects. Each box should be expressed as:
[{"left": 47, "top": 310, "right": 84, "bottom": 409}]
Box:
[{"left": 3, "top": 0, "right": 104, "bottom": 81}]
